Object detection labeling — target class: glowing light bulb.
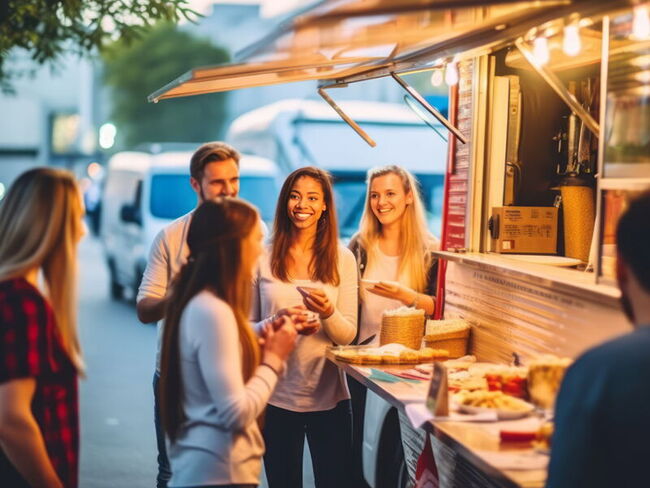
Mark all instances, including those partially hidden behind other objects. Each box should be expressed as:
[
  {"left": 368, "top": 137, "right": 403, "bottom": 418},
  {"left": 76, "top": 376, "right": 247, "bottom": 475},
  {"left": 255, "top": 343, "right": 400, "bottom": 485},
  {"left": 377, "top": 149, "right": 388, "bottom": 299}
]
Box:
[
  {"left": 633, "top": 5, "right": 650, "bottom": 40},
  {"left": 533, "top": 36, "right": 550, "bottom": 66},
  {"left": 430, "top": 69, "right": 444, "bottom": 87},
  {"left": 445, "top": 62, "right": 459, "bottom": 86},
  {"left": 563, "top": 24, "right": 581, "bottom": 56}
]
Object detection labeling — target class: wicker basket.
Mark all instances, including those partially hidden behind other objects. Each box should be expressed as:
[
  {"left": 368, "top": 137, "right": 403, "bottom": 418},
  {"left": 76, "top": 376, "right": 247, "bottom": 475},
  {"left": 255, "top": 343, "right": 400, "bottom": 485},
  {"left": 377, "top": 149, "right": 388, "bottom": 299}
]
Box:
[
  {"left": 380, "top": 310, "right": 426, "bottom": 350},
  {"left": 423, "top": 319, "right": 470, "bottom": 358}
]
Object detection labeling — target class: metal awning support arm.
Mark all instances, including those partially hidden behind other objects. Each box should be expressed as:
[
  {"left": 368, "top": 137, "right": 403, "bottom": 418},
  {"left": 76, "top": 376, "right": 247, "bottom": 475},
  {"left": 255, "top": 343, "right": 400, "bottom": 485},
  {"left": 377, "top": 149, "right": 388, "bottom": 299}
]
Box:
[
  {"left": 317, "top": 86, "right": 377, "bottom": 147},
  {"left": 390, "top": 72, "right": 468, "bottom": 144},
  {"left": 514, "top": 38, "right": 600, "bottom": 137}
]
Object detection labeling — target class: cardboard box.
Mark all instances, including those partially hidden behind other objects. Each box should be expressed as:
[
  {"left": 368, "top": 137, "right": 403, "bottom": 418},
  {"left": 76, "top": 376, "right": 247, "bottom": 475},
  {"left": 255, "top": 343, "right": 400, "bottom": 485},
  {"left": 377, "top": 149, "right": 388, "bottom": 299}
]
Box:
[{"left": 489, "top": 207, "right": 558, "bottom": 254}]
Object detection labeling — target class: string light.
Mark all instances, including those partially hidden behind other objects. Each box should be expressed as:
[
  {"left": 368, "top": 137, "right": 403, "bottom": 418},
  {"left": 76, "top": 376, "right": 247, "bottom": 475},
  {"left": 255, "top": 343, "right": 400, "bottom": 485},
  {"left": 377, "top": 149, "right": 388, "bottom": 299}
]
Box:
[
  {"left": 445, "top": 61, "right": 459, "bottom": 86},
  {"left": 533, "top": 36, "right": 550, "bottom": 66},
  {"left": 563, "top": 23, "right": 581, "bottom": 56},
  {"left": 633, "top": 5, "right": 650, "bottom": 40}
]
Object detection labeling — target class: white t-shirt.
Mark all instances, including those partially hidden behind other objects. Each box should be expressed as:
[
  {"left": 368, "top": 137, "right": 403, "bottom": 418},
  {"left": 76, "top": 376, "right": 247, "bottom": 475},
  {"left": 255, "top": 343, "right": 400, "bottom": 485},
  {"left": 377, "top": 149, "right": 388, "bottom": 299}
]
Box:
[
  {"left": 138, "top": 212, "right": 193, "bottom": 371},
  {"left": 251, "top": 244, "right": 358, "bottom": 412},
  {"left": 357, "top": 238, "right": 441, "bottom": 346},
  {"left": 358, "top": 246, "right": 402, "bottom": 346},
  {"left": 167, "top": 291, "right": 277, "bottom": 487}
]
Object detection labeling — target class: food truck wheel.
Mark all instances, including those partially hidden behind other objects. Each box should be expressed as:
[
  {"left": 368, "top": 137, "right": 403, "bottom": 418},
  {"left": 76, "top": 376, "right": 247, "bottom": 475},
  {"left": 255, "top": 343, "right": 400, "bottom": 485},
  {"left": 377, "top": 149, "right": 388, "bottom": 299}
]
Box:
[{"left": 376, "top": 409, "right": 407, "bottom": 488}]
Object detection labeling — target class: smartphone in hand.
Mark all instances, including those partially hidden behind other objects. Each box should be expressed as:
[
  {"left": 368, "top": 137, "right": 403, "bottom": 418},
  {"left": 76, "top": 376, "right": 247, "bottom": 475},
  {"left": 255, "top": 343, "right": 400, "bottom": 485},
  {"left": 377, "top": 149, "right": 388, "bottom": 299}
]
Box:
[{"left": 296, "top": 286, "right": 318, "bottom": 297}]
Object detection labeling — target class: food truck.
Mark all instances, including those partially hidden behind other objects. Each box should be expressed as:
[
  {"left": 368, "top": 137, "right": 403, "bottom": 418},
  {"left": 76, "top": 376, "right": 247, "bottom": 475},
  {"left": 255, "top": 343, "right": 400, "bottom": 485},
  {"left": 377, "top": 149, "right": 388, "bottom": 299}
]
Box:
[{"left": 149, "top": 1, "right": 649, "bottom": 486}]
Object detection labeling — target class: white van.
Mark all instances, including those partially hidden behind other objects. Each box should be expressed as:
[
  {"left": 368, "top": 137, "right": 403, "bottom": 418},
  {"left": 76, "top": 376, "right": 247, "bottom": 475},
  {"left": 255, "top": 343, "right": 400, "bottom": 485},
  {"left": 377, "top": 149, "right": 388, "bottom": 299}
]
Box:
[
  {"left": 100, "top": 150, "right": 280, "bottom": 300},
  {"left": 227, "top": 99, "right": 448, "bottom": 239}
]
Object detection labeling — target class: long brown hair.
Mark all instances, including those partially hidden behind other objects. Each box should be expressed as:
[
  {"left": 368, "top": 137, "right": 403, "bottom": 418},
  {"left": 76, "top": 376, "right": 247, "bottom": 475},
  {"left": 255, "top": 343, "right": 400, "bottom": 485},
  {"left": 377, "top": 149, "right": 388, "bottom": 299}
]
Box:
[
  {"left": 270, "top": 166, "right": 340, "bottom": 285},
  {"left": 357, "top": 165, "right": 434, "bottom": 292},
  {"left": 0, "top": 167, "right": 84, "bottom": 372},
  {"left": 160, "top": 198, "right": 260, "bottom": 442}
]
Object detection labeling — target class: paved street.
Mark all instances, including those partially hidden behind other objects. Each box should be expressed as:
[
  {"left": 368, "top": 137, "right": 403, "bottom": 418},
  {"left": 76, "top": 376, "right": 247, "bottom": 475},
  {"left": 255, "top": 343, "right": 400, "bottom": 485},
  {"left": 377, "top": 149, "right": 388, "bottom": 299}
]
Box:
[
  {"left": 77, "top": 235, "right": 314, "bottom": 487},
  {"left": 77, "top": 236, "right": 158, "bottom": 487}
]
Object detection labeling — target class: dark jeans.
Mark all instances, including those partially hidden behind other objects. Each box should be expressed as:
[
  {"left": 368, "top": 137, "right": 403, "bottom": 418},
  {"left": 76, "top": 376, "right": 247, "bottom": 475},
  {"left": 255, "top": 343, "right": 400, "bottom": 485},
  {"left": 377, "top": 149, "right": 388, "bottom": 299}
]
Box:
[
  {"left": 347, "top": 375, "right": 370, "bottom": 488},
  {"left": 263, "top": 400, "right": 352, "bottom": 488},
  {"left": 154, "top": 371, "right": 172, "bottom": 488}
]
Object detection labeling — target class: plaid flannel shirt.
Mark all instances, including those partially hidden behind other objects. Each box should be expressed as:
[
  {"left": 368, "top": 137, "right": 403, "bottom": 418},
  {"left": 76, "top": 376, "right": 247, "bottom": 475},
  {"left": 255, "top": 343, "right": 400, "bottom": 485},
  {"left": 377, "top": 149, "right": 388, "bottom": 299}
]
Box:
[{"left": 0, "top": 278, "right": 79, "bottom": 488}]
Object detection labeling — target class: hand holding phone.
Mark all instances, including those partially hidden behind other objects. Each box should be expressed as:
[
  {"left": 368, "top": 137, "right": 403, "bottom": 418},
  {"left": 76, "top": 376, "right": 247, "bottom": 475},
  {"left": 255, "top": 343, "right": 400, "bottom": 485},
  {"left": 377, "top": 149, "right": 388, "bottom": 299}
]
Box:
[
  {"left": 296, "top": 286, "right": 318, "bottom": 297},
  {"left": 296, "top": 286, "right": 334, "bottom": 318}
]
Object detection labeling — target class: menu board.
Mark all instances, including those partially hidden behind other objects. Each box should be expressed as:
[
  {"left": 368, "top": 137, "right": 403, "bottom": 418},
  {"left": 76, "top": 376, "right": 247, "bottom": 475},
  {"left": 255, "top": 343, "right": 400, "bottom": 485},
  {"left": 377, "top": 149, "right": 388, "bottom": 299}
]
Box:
[{"left": 443, "top": 60, "right": 474, "bottom": 250}]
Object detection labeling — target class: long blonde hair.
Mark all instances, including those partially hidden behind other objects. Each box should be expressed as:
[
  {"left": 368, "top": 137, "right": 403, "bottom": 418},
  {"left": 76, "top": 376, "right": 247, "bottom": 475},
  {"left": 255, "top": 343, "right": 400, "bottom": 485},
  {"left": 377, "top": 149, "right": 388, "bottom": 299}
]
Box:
[
  {"left": 0, "top": 167, "right": 84, "bottom": 371},
  {"left": 357, "top": 165, "right": 433, "bottom": 292},
  {"left": 160, "top": 198, "right": 261, "bottom": 442}
]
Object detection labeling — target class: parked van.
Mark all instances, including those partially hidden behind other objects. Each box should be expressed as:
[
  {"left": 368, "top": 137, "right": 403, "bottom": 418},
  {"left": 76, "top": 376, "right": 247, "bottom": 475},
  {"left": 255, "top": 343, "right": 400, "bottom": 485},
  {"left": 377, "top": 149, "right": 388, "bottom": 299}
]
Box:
[
  {"left": 100, "top": 150, "right": 280, "bottom": 300},
  {"left": 227, "top": 99, "right": 448, "bottom": 238}
]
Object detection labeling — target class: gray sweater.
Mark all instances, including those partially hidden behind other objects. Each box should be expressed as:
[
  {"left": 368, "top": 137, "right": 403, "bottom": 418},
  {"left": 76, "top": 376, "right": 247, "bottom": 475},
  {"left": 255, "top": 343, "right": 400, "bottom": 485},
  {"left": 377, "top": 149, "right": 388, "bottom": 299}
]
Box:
[{"left": 167, "top": 291, "right": 278, "bottom": 487}]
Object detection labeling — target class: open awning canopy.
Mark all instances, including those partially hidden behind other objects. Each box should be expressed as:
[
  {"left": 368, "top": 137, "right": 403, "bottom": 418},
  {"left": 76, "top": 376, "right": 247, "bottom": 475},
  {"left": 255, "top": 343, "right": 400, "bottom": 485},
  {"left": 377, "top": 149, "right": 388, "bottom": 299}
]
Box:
[{"left": 149, "top": 0, "right": 633, "bottom": 102}]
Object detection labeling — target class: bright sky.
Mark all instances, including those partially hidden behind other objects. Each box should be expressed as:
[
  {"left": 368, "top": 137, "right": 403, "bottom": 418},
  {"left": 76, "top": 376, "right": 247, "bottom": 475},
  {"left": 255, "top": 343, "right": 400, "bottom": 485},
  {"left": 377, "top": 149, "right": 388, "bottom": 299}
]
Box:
[{"left": 188, "top": 0, "right": 310, "bottom": 18}]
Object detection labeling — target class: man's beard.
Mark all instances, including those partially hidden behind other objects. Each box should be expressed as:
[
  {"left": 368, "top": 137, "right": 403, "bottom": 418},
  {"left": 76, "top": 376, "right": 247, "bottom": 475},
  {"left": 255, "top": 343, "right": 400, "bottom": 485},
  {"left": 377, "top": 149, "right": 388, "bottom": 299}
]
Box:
[{"left": 620, "top": 290, "right": 636, "bottom": 325}]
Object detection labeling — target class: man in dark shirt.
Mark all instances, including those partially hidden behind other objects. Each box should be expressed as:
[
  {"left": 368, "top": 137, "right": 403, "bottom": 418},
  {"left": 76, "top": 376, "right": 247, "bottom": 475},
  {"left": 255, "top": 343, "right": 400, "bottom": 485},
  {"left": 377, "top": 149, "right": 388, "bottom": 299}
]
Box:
[{"left": 546, "top": 190, "right": 650, "bottom": 488}]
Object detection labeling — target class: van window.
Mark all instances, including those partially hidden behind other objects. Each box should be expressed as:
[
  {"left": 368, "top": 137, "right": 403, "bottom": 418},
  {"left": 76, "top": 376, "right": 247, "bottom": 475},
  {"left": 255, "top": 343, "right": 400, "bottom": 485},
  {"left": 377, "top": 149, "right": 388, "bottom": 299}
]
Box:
[{"left": 150, "top": 174, "right": 196, "bottom": 219}]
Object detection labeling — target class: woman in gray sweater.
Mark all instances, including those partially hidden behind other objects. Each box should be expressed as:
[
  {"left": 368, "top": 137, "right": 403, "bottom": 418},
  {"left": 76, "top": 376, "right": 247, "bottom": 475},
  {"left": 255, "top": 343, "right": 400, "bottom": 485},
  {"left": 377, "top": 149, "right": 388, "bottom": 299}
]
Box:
[{"left": 159, "top": 199, "right": 297, "bottom": 488}]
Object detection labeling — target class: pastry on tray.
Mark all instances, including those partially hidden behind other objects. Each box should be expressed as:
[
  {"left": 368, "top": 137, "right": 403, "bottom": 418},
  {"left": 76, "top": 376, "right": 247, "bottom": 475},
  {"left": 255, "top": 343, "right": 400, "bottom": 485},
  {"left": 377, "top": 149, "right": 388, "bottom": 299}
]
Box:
[
  {"left": 333, "top": 349, "right": 363, "bottom": 364},
  {"left": 381, "top": 352, "right": 401, "bottom": 365},
  {"left": 332, "top": 343, "right": 449, "bottom": 365},
  {"left": 419, "top": 347, "right": 450, "bottom": 362},
  {"left": 358, "top": 351, "right": 382, "bottom": 364},
  {"left": 399, "top": 350, "right": 420, "bottom": 364}
]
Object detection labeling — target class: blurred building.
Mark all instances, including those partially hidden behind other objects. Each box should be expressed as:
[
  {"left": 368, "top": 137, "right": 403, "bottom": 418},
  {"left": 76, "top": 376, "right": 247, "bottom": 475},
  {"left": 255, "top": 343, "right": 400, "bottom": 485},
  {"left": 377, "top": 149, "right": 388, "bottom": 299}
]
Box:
[{"left": 0, "top": 49, "right": 102, "bottom": 193}]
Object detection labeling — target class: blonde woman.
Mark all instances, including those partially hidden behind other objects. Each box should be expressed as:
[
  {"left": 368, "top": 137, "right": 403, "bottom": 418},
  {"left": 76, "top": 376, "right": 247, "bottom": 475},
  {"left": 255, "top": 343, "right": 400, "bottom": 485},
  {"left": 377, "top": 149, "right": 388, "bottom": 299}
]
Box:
[
  {"left": 350, "top": 164, "right": 439, "bottom": 342},
  {"left": 348, "top": 165, "right": 439, "bottom": 486},
  {"left": 159, "top": 199, "right": 297, "bottom": 488},
  {"left": 0, "top": 168, "right": 85, "bottom": 488}
]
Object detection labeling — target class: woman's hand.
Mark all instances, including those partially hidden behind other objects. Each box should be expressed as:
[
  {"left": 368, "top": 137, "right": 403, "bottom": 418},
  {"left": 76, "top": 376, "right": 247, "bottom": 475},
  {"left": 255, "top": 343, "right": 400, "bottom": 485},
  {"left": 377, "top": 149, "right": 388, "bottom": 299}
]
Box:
[
  {"left": 270, "top": 306, "right": 320, "bottom": 335},
  {"left": 262, "top": 316, "right": 298, "bottom": 369},
  {"left": 367, "top": 281, "right": 416, "bottom": 305},
  {"left": 299, "top": 287, "right": 335, "bottom": 319}
]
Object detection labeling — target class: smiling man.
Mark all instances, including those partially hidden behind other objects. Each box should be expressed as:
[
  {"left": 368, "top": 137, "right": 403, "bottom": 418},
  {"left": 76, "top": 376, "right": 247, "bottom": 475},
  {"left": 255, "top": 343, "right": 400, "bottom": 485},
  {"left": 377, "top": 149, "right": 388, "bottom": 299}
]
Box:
[{"left": 136, "top": 141, "right": 241, "bottom": 488}]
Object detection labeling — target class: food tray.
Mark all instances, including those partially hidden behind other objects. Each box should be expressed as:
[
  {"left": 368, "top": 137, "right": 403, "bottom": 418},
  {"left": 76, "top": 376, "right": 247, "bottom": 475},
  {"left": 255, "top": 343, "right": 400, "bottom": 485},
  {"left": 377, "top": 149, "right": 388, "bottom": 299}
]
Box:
[{"left": 329, "top": 344, "right": 449, "bottom": 366}]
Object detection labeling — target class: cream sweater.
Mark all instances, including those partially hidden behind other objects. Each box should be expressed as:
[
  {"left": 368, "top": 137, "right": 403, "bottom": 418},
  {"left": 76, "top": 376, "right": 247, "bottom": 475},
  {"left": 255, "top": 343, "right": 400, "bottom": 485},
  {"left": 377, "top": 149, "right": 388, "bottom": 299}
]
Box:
[{"left": 251, "top": 244, "right": 358, "bottom": 412}]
